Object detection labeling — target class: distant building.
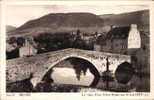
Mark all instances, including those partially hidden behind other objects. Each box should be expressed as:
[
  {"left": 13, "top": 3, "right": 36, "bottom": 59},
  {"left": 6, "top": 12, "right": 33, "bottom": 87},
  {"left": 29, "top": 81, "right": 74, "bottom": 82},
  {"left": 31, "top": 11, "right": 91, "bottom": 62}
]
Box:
[
  {"left": 94, "top": 24, "right": 142, "bottom": 54},
  {"left": 19, "top": 37, "right": 37, "bottom": 57},
  {"left": 72, "top": 29, "right": 98, "bottom": 44},
  {"left": 94, "top": 44, "right": 101, "bottom": 51},
  {"left": 82, "top": 33, "right": 95, "bottom": 44}
]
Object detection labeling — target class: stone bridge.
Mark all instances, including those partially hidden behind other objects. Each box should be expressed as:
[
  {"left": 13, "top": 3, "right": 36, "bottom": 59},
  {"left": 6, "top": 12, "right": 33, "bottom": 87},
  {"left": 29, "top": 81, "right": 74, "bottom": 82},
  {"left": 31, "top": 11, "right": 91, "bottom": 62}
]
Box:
[{"left": 6, "top": 48, "right": 131, "bottom": 87}]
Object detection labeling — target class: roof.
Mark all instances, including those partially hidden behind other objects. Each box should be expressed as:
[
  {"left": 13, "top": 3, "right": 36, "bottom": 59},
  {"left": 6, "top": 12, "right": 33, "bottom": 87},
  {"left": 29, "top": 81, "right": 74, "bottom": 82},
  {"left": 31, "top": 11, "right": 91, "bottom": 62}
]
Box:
[{"left": 106, "top": 26, "right": 130, "bottom": 39}]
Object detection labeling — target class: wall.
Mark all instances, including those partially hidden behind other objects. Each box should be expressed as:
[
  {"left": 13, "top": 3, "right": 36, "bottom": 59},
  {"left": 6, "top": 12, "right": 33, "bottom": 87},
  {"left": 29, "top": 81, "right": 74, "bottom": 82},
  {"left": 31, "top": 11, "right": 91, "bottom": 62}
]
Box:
[{"left": 19, "top": 41, "right": 37, "bottom": 57}]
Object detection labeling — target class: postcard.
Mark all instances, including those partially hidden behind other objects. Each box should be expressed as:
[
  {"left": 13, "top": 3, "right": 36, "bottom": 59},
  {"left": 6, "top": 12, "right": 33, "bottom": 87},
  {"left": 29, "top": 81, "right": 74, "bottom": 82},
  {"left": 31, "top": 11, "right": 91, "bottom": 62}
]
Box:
[{"left": 0, "top": 0, "right": 154, "bottom": 100}]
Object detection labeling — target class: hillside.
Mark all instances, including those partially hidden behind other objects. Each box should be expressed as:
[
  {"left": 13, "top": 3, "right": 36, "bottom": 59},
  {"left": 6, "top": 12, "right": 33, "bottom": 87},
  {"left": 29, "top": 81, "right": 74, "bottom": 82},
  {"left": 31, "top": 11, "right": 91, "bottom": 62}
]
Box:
[
  {"left": 7, "top": 10, "right": 149, "bottom": 37},
  {"left": 99, "top": 10, "right": 149, "bottom": 30},
  {"left": 6, "top": 25, "right": 16, "bottom": 33},
  {"left": 8, "top": 13, "right": 104, "bottom": 36}
]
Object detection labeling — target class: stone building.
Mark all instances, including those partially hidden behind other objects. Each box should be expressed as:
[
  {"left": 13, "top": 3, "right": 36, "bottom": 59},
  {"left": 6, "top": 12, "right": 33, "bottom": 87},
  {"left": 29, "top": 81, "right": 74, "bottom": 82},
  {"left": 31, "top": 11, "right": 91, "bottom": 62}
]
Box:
[
  {"left": 94, "top": 24, "right": 142, "bottom": 54},
  {"left": 19, "top": 37, "right": 37, "bottom": 57}
]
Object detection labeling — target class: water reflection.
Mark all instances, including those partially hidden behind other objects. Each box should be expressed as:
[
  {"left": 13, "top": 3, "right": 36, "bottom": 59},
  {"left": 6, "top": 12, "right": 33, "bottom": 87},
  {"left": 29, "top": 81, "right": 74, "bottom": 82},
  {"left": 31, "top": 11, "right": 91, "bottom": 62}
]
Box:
[
  {"left": 48, "top": 57, "right": 100, "bottom": 87},
  {"left": 52, "top": 68, "right": 94, "bottom": 86}
]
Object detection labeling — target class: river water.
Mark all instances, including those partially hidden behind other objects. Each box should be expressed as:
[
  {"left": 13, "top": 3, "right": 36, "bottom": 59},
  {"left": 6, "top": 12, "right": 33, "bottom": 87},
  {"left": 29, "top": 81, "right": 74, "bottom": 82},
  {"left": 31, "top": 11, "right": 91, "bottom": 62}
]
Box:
[{"left": 51, "top": 67, "right": 94, "bottom": 86}]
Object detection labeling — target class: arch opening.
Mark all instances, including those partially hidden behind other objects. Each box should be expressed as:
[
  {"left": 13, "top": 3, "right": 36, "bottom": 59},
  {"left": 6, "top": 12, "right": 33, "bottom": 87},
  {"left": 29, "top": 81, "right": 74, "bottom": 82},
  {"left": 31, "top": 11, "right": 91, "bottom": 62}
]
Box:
[
  {"left": 115, "top": 61, "right": 134, "bottom": 84},
  {"left": 42, "top": 57, "right": 101, "bottom": 88}
]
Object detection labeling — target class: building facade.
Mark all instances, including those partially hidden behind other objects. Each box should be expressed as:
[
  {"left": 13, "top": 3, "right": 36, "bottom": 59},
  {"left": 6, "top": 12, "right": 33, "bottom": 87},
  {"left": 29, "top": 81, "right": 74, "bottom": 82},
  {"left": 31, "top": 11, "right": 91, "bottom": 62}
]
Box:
[
  {"left": 19, "top": 38, "right": 37, "bottom": 57},
  {"left": 94, "top": 24, "right": 141, "bottom": 55}
]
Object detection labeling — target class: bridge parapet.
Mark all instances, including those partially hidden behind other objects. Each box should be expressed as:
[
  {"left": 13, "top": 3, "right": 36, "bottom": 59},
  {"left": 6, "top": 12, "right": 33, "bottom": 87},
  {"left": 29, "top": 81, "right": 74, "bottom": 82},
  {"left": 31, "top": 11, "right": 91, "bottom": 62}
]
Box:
[{"left": 72, "top": 48, "right": 130, "bottom": 60}]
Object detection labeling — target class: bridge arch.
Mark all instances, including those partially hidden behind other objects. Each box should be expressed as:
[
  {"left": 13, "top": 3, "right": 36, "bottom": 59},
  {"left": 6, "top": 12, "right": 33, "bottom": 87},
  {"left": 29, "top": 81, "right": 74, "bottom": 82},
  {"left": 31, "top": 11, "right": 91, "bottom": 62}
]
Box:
[
  {"left": 42, "top": 55, "right": 101, "bottom": 87},
  {"left": 115, "top": 61, "right": 134, "bottom": 84}
]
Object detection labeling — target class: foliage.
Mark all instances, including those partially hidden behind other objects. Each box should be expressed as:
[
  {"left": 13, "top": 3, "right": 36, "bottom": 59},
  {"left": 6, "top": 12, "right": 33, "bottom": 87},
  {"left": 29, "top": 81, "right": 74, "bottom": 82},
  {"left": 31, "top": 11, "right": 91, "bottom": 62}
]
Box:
[
  {"left": 34, "top": 32, "right": 93, "bottom": 54},
  {"left": 6, "top": 48, "right": 19, "bottom": 59},
  {"left": 8, "top": 37, "right": 17, "bottom": 44},
  {"left": 34, "top": 32, "right": 74, "bottom": 53},
  {"left": 16, "top": 37, "right": 25, "bottom": 47},
  {"left": 7, "top": 37, "right": 25, "bottom": 47},
  {"left": 6, "top": 31, "right": 95, "bottom": 59}
]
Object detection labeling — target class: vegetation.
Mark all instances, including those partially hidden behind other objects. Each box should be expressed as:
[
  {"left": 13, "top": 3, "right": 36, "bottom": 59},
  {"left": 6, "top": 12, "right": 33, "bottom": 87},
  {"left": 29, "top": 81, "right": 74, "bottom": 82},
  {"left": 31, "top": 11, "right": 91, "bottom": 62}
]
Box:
[
  {"left": 6, "top": 37, "right": 25, "bottom": 59},
  {"left": 34, "top": 32, "right": 93, "bottom": 53},
  {"left": 34, "top": 32, "right": 74, "bottom": 53},
  {"left": 7, "top": 30, "right": 95, "bottom": 59}
]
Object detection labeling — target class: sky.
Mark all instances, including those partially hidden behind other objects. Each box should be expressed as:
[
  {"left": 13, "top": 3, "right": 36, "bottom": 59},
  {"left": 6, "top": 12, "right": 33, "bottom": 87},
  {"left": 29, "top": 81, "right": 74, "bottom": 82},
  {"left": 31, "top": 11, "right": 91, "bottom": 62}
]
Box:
[{"left": 6, "top": 5, "right": 149, "bottom": 27}]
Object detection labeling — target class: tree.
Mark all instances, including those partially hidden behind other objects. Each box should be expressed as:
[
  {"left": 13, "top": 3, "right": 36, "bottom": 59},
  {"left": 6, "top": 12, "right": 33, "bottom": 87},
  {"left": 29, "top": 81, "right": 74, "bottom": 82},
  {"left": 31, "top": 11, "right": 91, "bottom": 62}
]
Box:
[
  {"left": 8, "top": 37, "right": 16, "bottom": 44},
  {"left": 34, "top": 32, "right": 75, "bottom": 53},
  {"left": 16, "top": 37, "right": 25, "bottom": 47}
]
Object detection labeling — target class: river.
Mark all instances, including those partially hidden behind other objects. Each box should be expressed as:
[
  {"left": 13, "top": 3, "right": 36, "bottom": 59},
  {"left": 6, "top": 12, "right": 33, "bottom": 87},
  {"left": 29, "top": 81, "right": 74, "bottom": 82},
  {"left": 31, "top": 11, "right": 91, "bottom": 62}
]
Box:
[{"left": 51, "top": 67, "right": 94, "bottom": 86}]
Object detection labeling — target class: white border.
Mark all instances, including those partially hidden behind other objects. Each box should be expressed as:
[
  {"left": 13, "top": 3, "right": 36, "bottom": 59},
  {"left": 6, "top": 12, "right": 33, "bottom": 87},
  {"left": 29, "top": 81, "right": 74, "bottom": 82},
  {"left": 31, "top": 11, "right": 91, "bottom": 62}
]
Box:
[{"left": 1, "top": 0, "right": 154, "bottom": 100}]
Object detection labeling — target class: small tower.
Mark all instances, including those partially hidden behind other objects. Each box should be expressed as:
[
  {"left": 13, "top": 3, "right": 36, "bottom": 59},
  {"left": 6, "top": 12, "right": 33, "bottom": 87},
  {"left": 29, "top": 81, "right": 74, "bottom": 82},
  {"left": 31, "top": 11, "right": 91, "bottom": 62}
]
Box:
[
  {"left": 128, "top": 24, "right": 141, "bottom": 49},
  {"left": 19, "top": 37, "right": 37, "bottom": 57}
]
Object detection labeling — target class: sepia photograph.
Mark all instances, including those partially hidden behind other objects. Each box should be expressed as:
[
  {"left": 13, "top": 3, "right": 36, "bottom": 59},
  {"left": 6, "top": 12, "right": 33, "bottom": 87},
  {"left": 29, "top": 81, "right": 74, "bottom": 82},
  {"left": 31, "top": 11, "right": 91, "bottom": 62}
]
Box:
[
  {"left": 5, "top": 3, "right": 150, "bottom": 93},
  {"left": 0, "top": 1, "right": 154, "bottom": 100}
]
